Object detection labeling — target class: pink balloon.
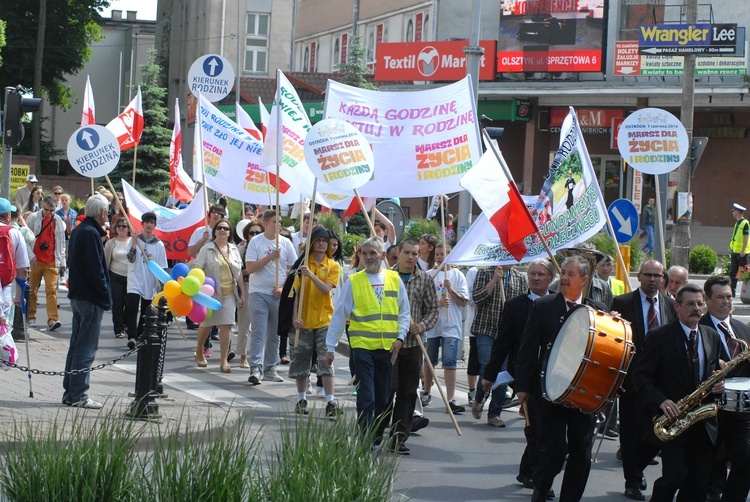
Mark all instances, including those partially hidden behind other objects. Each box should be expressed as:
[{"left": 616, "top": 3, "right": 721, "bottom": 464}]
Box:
[
  {"left": 204, "top": 276, "right": 216, "bottom": 290},
  {"left": 200, "top": 284, "right": 215, "bottom": 297},
  {"left": 188, "top": 302, "right": 207, "bottom": 323}
]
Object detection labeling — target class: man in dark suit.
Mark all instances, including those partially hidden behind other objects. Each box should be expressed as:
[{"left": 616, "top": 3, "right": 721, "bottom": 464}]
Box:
[
  {"left": 701, "top": 275, "right": 750, "bottom": 502},
  {"left": 632, "top": 283, "right": 726, "bottom": 502},
  {"left": 479, "top": 258, "right": 556, "bottom": 493},
  {"left": 611, "top": 259, "right": 676, "bottom": 501},
  {"left": 515, "top": 255, "right": 608, "bottom": 502}
]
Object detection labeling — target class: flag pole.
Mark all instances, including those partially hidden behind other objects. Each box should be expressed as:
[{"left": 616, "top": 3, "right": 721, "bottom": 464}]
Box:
[
  {"left": 294, "top": 181, "right": 318, "bottom": 348},
  {"left": 105, "top": 175, "right": 147, "bottom": 259},
  {"left": 353, "top": 189, "right": 376, "bottom": 236},
  {"left": 439, "top": 194, "right": 450, "bottom": 322},
  {"left": 481, "top": 129, "right": 561, "bottom": 276},
  {"left": 196, "top": 94, "right": 210, "bottom": 229},
  {"left": 131, "top": 144, "right": 138, "bottom": 187},
  {"left": 274, "top": 73, "right": 282, "bottom": 290}
]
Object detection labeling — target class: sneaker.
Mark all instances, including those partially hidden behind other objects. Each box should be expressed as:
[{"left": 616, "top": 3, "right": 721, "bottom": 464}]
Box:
[
  {"left": 516, "top": 474, "right": 535, "bottom": 489},
  {"left": 471, "top": 399, "right": 483, "bottom": 420},
  {"left": 70, "top": 398, "right": 103, "bottom": 409},
  {"left": 420, "top": 393, "right": 431, "bottom": 407},
  {"left": 48, "top": 320, "right": 61, "bottom": 331},
  {"left": 203, "top": 348, "right": 211, "bottom": 358},
  {"left": 448, "top": 400, "right": 466, "bottom": 414},
  {"left": 211, "top": 333, "right": 219, "bottom": 341},
  {"left": 488, "top": 416, "right": 506, "bottom": 427},
  {"left": 411, "top": 415, "right": 430, "bottom": 432},
  {"left": 316, "top": 386, "right": 326, "bottom": 398},
  {"left": 325, "top": 401, "right": 343, "bottom": 418},
  {"left": 264, "top": 369, "right": 284, "bottom": 382},
  {"left": 28, "top": 319, "right": 36, "bottom": 327},
  {"left": 295, "top": 399, "right": 309, "bottom": 415},
  {"left": 248, "top": 368, "right": 262, "bottom": 385},
  {"left": 389, "top": 441, "right": 410, "bottom": 455}
]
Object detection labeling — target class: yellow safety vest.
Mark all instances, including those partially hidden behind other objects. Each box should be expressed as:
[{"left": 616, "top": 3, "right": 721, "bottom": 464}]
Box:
[
  {"left": 348, "top": 269, "right": 400, "bottom": 350},
  {"left": 730, "top": 218, "right": 750, "bottom": 253}
]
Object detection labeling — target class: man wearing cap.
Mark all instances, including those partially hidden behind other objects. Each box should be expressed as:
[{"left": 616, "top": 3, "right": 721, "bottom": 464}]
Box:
[
  {"left": 729, "top": 203, "right": 750, "bottom": 296},
  {"left": 125, "top": 212, "right": 167, "bottom": 348},
  {"left": 26, "top": 195, "right": 66, "bottom": 331},
  {"left": 0, "top": 199, "right": 29, "bottom": 328},
  {"left": 14, "top": 174, "right": 38, "bottom": 212}
]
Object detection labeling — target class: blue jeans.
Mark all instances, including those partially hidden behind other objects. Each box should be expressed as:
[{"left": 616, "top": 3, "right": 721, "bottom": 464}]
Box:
[
  {"left": 248, "top": 292, "right": 280, "bottom": 372},
  {"left": 475, "top": 333, "right": 505, "bottom": 419},
  {"left": 643, "top": 225, "right": 654, "bottom": 254},
  {"left": 427, "top": 336, "right": 459, "bottom": 368},
  {"left": 62, "top": 299, "right": 104, "bottom": 403},
  {"left": 351, "top": 348, "right": 392, "bottom": 437}
]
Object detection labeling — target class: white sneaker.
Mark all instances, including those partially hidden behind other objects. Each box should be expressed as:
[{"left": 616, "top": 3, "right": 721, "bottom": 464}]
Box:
[
  {"left": 316, "top": 386, "right": 326, "bottom": 398},
  {"left": 70, "top": 398, "right": 103, "bottom": 409},
  {"left": 28, "top": 319, "right": 36, "bottom": 327},
  {"left": 263, "top": 369, "right": 284, "bottom": 382}
]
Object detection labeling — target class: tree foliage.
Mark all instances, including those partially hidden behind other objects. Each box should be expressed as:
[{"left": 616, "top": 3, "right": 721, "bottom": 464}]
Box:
[
  {"left": 0, "top": 0, "right": 108, "bottom": 108},
  {"left": 335, "top": 36, "right": 377, "bottom": 91},
  {"left": 110, "top": 50, "right": 170, "bottom": 201}
]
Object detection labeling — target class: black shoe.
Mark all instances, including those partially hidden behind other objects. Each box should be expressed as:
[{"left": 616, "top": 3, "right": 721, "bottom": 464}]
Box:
[
  {"left": 531, "top": 489, "right": 547, "bottom": 502},
  {"left": 227, "top": 351, "right": 235, "bottom": 362},
  {"left": 624, "top": 487, "right": 645, "bottom": 501},
  {"left": 448, "top": 400, "right": 465, "bottom": 414},
  {"left": 516, "top": 474, "right": 534, "bottom": 489},
  {"left": 411, "top": 415, "right": 430, "bottom": 432},
  {"left": 295, "top": 399, "right": 309, "bottom": 415},
  {"left": 325, "top": 401, "right": 343, "bottom": 418},
  {"left": 389, "top": 441, "right": 410, "bottom": 455}
]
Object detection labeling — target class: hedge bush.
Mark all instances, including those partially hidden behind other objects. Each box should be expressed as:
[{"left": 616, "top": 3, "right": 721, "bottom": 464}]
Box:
[
  {"left": 688, "top": 244, "right": 718, "bottom": 274},
  {"left": 340, "top": 233, "right": 366, "bottom": 258},
  {"left": 402, "top": 218, "right": 442, "bottom": 244}
]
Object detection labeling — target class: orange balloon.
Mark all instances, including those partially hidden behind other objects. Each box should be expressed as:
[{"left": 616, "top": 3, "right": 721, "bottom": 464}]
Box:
[
  {"left": 168, "top": 294, "right": 193, "bottom": 317},
  {"left": 178, "top": 277, "right": 184, "bottom": 284}
]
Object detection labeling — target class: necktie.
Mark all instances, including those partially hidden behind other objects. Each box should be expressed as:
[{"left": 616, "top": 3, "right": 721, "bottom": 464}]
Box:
[
  {"left": 718, "top": 321, "right": 740, "bottom": 359},
  {"left": 646, "top": 296, "right": 658, "bottom": 330},
  {"left": 566, "top": 300, "right": 577, "bottom": 311},
  {"left": 688, "top": 330, "right": 700, "bottom": 386}
]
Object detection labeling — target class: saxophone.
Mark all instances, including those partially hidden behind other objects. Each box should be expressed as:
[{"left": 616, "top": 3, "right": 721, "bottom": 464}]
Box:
[{"left": 653, "top": 337, "right": 750, "bottom": 442}]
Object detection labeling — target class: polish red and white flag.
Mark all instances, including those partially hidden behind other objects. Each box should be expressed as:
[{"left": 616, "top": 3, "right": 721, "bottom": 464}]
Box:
[
  {"left": 81, "top": 75, "right": 95, "bottom": 126},
  {"left": 106, "top": 87, "right": 144, "bottom": 150},
  {"left": 169, "top": 98, "right": 195, "bottom": 202},
  {"left": 258, "top": 96, "right": 270, "bottom": 139},
  {"left": 459, "top": 149, "right": 537, "bottom": 261},
  {"left": 235, "top": 102, "right": 263, "bottom": 141}
]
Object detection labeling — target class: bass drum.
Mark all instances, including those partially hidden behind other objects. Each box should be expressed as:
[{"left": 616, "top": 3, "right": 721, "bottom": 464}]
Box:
[
  {"left": 720, "top": 377, "right": 750, "bottom": 413},
  {"left": 541, "top": 305, "right": 634, "bottom": 415}
]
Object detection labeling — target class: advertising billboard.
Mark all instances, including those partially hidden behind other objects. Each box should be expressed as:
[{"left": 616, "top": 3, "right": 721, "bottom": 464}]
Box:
[
  {"left": 375, "top": 40, "right": 497, "bottom": 81},
  {"left": 497, "top": 0, "right": 607, "bottom": 72}
]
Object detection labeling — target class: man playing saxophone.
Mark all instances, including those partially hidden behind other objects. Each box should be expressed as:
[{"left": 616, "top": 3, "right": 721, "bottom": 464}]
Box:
[{"left": 632, "top": 283, "right": 726, "bottom": 502}]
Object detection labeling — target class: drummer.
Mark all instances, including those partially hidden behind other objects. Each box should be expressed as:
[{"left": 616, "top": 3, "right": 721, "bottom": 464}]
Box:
[
  {"left": 700, "top": 275, "right": 750, "bottom": 502},
  {"left": 515, "top": 255, "right": 608, "bottom": 502}
]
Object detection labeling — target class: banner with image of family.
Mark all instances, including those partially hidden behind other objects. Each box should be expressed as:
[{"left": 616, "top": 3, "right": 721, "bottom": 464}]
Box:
[
  {"left": 324, "top": 75, "right": 482, "bottom": 198},
  {"left": 446, "top": 107, "right": 607, "bottom": 266}
]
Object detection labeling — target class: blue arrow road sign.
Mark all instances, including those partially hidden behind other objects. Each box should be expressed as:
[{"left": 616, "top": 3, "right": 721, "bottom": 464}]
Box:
[{"left": 608, "top": 198, "right": 640, "bottom": 244}]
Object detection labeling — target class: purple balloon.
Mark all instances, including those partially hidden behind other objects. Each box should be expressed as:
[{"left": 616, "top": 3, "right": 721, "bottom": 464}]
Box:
[{"left": 204, "top": 276, "right": 216, "bottom": 289}]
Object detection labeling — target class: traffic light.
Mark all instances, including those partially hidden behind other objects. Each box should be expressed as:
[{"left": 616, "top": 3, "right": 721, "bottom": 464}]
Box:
[{"left": 3, "top": 88, "right": 41, "bottom": 148}]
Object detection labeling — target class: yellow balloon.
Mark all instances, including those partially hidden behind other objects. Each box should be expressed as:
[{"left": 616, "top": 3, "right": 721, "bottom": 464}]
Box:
[
  {"left": 164, "top": 280, "right": 182, "bottom": 299},
  {"left": 152, "top": 291, "right": 168, "bottom": 308},
  {"left": 187, "top": 268, "right": 206, "bottom": 284}
]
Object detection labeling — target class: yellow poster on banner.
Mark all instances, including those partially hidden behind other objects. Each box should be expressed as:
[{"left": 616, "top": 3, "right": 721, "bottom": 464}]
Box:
[{"left": 0, "top": 163, "right": 30, "bottom": 199}]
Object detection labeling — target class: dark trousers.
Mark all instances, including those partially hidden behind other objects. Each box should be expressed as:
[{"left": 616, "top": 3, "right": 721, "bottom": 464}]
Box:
[
  {"left": 109, "top": 272, "right": 127, "bottom": 335},
  {"left": 651, "top": 425, "right": 713, "bottom": 502},
  {"left": 125, "top": 293, "right": 151, "bottom": 340},
  {"left": 534, "top": 397, "right": 596, "bottom": 502},
  {"left": 619, "top": 391, "right": 661, "bottom": 488},
  {"left": 730, "top": 253, "right": 747, "bottom": 293},
  {"left": 389, "top": 345, "right": 423, "bottom": 442},
  {"left": 519, "top": 393, "right": 542, "bottom": 480},
  {"left": 708, "top": 411, "right": 750, "bottom": 502},
  {"left": 351, "top": 348, "right": 393, "bottom": 438}
]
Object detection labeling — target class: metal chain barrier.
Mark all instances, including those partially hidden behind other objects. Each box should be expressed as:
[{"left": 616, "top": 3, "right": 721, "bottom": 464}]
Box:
[{"left": 2, "top": 338, "right": 147, "bottom": 376}]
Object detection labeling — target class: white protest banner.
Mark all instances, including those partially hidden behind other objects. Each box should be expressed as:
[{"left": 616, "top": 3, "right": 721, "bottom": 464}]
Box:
[
  {"left": 324, "top": 76, "right": 482, "bottom": 197},
  {"left": 198, "top": 95, "right": 301, "bottom": 205},
  {"left": 122, "top": 180, "right": 206, "bottom": 260},
  {"left": 446, "top": 108, "right": 607, "bottom": 266},
  {"left": 304, "top": 119, "right": 374, "bottom": 190}
]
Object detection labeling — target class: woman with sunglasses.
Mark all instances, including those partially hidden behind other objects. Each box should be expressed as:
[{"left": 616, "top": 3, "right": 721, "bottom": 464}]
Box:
[
  {"left": 104, "top": 217, "right": 131, "bottom": 338},
  {"left": 193, "top": 218, "right": 245, "bottom": 373},
  {"left": 24, "top": 186, "right": 44, "bottom": 219},
  {"left": 237, "top": 220, "right": 264, "bottom": 368}
]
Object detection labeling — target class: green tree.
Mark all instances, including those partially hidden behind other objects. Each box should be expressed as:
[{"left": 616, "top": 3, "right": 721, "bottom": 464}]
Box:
[
  {"left": 335, "top": 36, "right": 377, "bottom": 91},
  {"left": 0, "top": 0, "right": 107, "bottom": 108},
  {"left": 111, "top": 50, "right": 170, "bottom": 201}
]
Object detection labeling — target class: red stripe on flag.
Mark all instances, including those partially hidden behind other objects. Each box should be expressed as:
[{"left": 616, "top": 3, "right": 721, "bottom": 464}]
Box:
[{"left": 488, "top": 182, "right": 537, "bottom": 261}]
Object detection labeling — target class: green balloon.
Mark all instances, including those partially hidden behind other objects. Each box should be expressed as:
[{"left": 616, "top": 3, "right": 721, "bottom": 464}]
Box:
[
  {"left": 182, "top": 275, "right": 201, "bottom": 296},
  {"left": 205, "top": 308, "right": 213, "bottom": 322}
]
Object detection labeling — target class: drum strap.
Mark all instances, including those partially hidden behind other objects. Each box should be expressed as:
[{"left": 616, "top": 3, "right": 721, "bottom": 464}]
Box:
[{"left": 718, "top": 322, "right": 740, "bottom": 359}]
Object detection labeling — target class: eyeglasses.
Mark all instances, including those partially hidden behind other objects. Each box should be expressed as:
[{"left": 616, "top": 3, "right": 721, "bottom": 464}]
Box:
[
  {"left": 248, "top": 231, "right": 261, "bottom": 236},
  {"left": 53, "top": 192, "right": 62, "bottom": 195},
  {"left": 116, "top": 225, "right": 128, "bottom": 229},
  {"left": 216, "top": 226, "right": 231, "bottom": 231},
  {"left": 680, "top": 301, "right": 706, "bottom": 309},
  {"left": 41, "top": 207, "right": 55, "bottom": 213},
  {"left": 640, "top": 273, "right": 663, "bottom": 279}
]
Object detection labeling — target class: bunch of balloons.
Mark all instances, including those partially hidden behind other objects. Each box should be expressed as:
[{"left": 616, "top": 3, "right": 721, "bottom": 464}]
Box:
[{"left": 148, "top": 261, "right": 221, "bottom": 323}]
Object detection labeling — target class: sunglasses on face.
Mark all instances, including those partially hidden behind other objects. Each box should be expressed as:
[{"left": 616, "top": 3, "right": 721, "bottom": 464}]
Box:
[
  {"left": 116, "top": 225, "right": 128, "bottom": 229},
  {"left": 216, "top": 226, "right": 231, "bottom": 231},
  {"left": 54, "top": 192, "right": 62, "bottom": 195},
  {"left": 248, "top": 231, "right": 261, "bottom": 236}
]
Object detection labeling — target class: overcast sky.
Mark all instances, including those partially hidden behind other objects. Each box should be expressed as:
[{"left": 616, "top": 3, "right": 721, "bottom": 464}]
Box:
[{"left": 99, "top": 0, "right": 157, "bottom": 21}]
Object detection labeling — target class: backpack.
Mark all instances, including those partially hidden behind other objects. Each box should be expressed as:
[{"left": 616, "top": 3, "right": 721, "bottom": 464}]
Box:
[{"left": 0, "top": 225, "right": 15, "bottom": 287}]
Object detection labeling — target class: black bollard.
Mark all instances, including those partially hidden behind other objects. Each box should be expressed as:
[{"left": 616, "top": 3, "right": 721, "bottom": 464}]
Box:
[
  {"left": 154, "top": 296, "right": 169, "bottom": 398},
  {"left": 126, "top": 305, "right": 162, "bottom": 420}
]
